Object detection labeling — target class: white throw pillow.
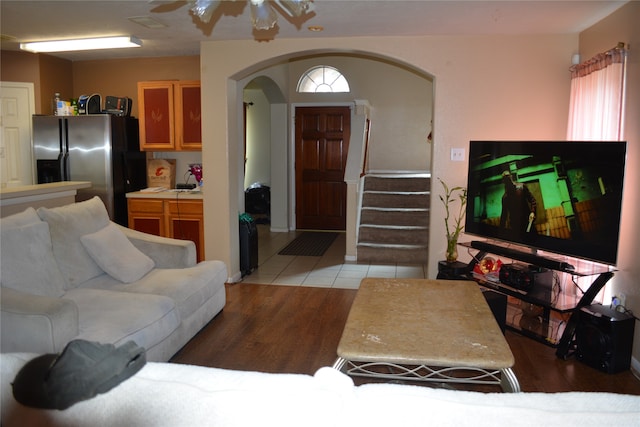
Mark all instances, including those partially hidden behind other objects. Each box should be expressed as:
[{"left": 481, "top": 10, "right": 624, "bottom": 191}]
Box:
[
  {"left": 37, "top": 197, "right": 111, "bottom": 288},
  {"left": 0, "top": 207, "right": 41, "bottom": 228},
  {"left": 0, "top": 222, "right": 66, "bottom": 297},
  {"left": 81, "top": 223, "right": 155, "bottom": 283}
]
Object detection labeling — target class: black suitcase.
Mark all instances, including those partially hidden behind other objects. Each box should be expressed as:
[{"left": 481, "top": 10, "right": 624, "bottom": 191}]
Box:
[{"left": 239, "top": 216, "right": 258, "bottom": 277}]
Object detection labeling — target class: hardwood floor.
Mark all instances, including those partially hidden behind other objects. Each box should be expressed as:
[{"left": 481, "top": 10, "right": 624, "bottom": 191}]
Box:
[{"left": 170, "top": 283, "right": 640, "bottom": 394}]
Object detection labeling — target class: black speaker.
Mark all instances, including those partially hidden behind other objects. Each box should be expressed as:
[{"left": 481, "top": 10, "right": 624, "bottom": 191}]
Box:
[{"left": 575, "top": 303, "right": 635, "bottom": 374}]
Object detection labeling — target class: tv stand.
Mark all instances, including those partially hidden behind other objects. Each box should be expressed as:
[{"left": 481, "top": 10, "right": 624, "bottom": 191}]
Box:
[
  {"left": 469, "top": 241, "right": 575, "bottom": 272},
  {"left": 458, "top": 241, "right": 614, "bottom": 353}
]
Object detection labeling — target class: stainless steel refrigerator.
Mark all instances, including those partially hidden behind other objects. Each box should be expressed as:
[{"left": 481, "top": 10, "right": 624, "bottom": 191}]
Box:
[{"left": 32, "top": 115, "right": 147, "bottom": 226}]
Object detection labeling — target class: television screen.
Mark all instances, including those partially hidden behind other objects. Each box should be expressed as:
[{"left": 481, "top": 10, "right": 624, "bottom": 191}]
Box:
[{"left": 465, "top": 141, "right": 627, "bottom": 266}]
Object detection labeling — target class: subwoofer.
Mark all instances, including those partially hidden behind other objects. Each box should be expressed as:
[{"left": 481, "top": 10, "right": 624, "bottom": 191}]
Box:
[{"left": 575, "top": 303, "right": 635, "bottom": 374}]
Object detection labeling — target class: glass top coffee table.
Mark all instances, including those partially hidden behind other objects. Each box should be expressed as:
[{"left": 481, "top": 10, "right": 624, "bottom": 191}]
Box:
[{"left": 333, "top": 278, "right": 520, "bottom": 392}]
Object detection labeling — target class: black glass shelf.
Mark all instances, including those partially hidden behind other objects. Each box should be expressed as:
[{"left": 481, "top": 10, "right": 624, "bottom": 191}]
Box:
[
  {"left": 459, "top": 240, "right": 615, "bottom": 277},
  {"left": 456, "top": 240, "right": 616, "bottom": 349}
]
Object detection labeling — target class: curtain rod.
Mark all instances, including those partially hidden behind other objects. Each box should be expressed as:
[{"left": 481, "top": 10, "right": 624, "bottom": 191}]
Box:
[{"left": 609, "top": 42, "right": 627, "bottom": 53}]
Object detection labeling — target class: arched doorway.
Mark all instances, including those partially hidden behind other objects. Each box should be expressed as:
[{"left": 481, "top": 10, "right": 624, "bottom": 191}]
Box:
[{"left": 201, "top": 46, "right": 434, "bottom": 281}]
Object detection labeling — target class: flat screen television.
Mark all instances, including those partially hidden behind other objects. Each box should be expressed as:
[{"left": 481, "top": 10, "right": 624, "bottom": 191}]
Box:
[{"left": 464, "top": 141, "right": 627, "bottom": 266}]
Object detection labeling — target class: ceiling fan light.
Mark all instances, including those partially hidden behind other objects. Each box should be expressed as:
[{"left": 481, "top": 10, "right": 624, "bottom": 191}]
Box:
[
  {"left": 20, "top": 36, "right": 142, "bottom": 53},
  {"left": 250, "top": 0, "right": 278, "bottom": 30},
  {"left": 190, "top": 0, "right": 222, "bottom": 24},
  {"left": 276, "top": 0, "right": 311, "bottom": 17}
]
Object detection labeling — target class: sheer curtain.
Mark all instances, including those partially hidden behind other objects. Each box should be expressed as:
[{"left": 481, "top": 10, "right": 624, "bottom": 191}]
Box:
[{"left": 566, "top": 44, "right": 627, "bottom": 141}]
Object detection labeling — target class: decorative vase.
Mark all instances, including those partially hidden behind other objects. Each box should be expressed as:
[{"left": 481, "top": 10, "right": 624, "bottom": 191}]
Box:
[{"left": 446, "top": 236, "right": 458, "bottom": 263}]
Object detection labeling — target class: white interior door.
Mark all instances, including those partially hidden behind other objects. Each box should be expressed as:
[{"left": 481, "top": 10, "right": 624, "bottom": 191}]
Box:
[{"left": 1, "top": 82, "right": 35, "bottom": 187}]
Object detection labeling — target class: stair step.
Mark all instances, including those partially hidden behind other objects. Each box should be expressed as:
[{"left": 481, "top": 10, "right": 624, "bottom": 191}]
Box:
[
  {"left": 358, "top": 225, "right": 428, "bottom": 245},
  {"left": 362, "top": 192, "right": 429, "bottom": 209},
  {"left": 360, "top": 208, "right": 429, "bottom": 227},
  {"left": 357, "top": 244, "right": 428, "bottom": 264},
  {"left": 364, "top": 175, "right": 431, "bottom": 192}
]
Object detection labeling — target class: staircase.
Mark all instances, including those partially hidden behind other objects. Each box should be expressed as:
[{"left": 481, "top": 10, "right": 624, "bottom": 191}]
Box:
[{"left": 357, "top": 174, "right": 430, "bottom": 264}]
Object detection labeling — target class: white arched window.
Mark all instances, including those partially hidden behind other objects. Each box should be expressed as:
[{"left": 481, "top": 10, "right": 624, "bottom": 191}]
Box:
[{"left": 296, "top": 66, "right": 350, "bottom": 93}]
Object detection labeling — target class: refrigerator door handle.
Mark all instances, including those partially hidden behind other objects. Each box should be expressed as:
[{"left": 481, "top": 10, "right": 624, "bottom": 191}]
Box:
[
  {"left": 62, "top": 118, "right": 70, "bottom": 181},
  {"left": 57, "top": 118, "right": 65, "bottom": 181}
]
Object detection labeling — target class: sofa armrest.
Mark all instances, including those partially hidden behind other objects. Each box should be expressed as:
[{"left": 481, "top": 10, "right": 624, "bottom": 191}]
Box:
[
  {"left": 0, "top": 287, "right": 79, "bottom": 354},
  {"left": 116, "top": 223, "right": 197, "bottom": 269}
]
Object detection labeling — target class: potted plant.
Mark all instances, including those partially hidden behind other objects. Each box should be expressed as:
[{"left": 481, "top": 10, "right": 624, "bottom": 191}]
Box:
[{"left": 438, "top": 178, "right": 467, "bottom": 263}]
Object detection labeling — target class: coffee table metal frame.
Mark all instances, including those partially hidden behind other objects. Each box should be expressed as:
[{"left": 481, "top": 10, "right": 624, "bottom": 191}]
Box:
[
  {"left": 333, "top": 358, "right": 520, "bottom": 392},
  {"left": 334, "top": 278, "right": 521, "bottom": 393}
]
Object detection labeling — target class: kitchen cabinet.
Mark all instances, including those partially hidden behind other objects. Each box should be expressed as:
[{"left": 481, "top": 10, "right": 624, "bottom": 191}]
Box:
[
  {"left": 137, "top": 80, "right": 201, "bottom": 151},
  {"left": 166, "top": 199, "right": 204, "bottom": 262},
  {"left": 127, "top": 194, "right": 204, "bottom": 262},
  {"left": 127, "top": 198, "right": 166, "bottom": 237}
]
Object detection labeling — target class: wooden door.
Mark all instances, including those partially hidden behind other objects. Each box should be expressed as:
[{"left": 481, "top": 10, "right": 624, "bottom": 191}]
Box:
[
  {"left": 0, "top": 82, "right": 35, "bottom": 186},
  {"left": 295, "top": 106, "right": 350, "bottom": 230}
]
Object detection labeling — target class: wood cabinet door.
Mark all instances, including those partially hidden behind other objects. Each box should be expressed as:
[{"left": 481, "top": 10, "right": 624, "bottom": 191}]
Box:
[
  {"left": 127, "top": 198, "right": 166, "bottom": 236},
  {"left": 138, "top": 81, "right": 175, "bottom": 150},
  {"left": 176, "top": 81, "right": 202, "bottom": 150},
  {"left": 166, "top": 200, "right": 204, "bottom": 261}
]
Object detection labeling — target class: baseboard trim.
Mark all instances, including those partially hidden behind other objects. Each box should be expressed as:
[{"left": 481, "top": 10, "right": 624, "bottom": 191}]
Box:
[
  {"left": 228, "top": 271, "right": 243, "bottom": 284},
  {"left": 366, "top": 170, "right": 431, "bottom": 177}
]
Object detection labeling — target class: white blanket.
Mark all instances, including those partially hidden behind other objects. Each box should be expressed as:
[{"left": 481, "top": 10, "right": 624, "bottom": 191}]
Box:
[{"left": 2, "top": 353, "right": 639, "bottom": 427}]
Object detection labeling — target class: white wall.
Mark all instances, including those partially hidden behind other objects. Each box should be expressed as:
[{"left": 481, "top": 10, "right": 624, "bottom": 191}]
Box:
[
  {"left": 238, "top": 54, "right": 434, "bottom": 232},
  {"left": 578, "top": 1, "right": 640, "bottom": 369},
  {"left": 288, "top": 55, "right": 433, "bottom": 172},
  {"left": 243, "top": 88, "right": 271, "bottom": 190},
  {"left": 200, "top": 34, "right": 575, "bottom": 283}
]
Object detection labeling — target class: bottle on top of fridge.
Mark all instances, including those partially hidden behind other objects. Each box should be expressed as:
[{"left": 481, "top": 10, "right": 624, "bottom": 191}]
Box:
[{"left": 53, "top": 92, "right": 61, "bottom": 115}]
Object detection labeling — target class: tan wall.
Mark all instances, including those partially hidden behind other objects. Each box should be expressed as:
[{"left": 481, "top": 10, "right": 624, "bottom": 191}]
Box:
[
  {"left": 0, "top": 50, "right": 56, "bottom": 114},
  {"left": 0, "top": 51, "right": 199, "bottom": 116},
  {"left": 578, "top": 1, "right": 640, "bottom": 370},
  {"left": 199, "top": 34, "right": 576, "bottom": 282},
  {"left": 1, "top": 51, "right": 74, "bottom": 114},
  {"left": 72, "top": 56, "right": 200, "bottom": 117},
  {"left": 38, "top": 54, "right": 73, "bottom": 114}
]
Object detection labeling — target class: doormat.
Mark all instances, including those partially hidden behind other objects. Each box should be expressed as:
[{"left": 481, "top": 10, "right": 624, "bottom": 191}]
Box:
[{"left": 278, "top": 232, "right": 339, "bottom": 257}]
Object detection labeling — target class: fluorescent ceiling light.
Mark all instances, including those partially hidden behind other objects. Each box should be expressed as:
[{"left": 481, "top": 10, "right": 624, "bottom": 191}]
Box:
[{"left": 20, "top": 36, "right": 142, "bottom": 53}]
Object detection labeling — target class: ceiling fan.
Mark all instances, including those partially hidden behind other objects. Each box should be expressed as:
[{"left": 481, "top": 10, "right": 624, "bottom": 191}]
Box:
[{"left": 151, "top": 0, "right": 314, "bottom": 31}]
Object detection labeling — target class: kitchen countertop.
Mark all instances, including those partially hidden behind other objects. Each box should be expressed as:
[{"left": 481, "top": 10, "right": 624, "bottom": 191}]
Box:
[
  {"left": 1, "top": 181, "right": 93, "bottom": 217},
  {"left": 126, "top": 189, "right": 204, "bottom": 200},
  {"left": 0, "top": 181, "right": 92, "bottom": 200}
]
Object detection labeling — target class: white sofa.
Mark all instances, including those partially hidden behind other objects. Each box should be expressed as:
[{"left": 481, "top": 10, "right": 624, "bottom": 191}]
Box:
[
  {"left": 0, "top": 197, "right": 227, "bottom": 362},
  {"left": 1, "top": 352, "right": 639, "bottom": 427}
]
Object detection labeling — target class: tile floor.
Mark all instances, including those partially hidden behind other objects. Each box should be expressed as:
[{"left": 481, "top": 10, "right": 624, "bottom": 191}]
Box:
[{"left": 240, "top": 225, "right": 427, "bottom": 289}]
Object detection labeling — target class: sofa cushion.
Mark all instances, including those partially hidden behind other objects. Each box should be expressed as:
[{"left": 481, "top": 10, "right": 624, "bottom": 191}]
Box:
[
  {"left": 80, "top": 223, "right": 155, "bottom": 283},
  {"left": 0, "top": 207, "right": 41, "bottom": 228},
  {"left": 83, "top": 261, "right": 227, "bottom": 321},
  {"left": 0, "top": 222, "right": 66, "bottom": 298},
  {"left": 63, "top": 288, "right": 180, "bottom": 351},
  {"left": 37, "top": 197, "right": 111, "bottom": 289}
]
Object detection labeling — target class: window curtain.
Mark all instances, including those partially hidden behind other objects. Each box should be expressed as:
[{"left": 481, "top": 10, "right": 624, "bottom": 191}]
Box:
[{"left": 566, "top": 43, "right": 627, "bottom": 141}]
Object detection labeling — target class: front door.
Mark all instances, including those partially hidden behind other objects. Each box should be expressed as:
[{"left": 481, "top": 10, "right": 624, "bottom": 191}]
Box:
[{"left": 295, "top": 106, "right": 350, "bottom": 230}]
